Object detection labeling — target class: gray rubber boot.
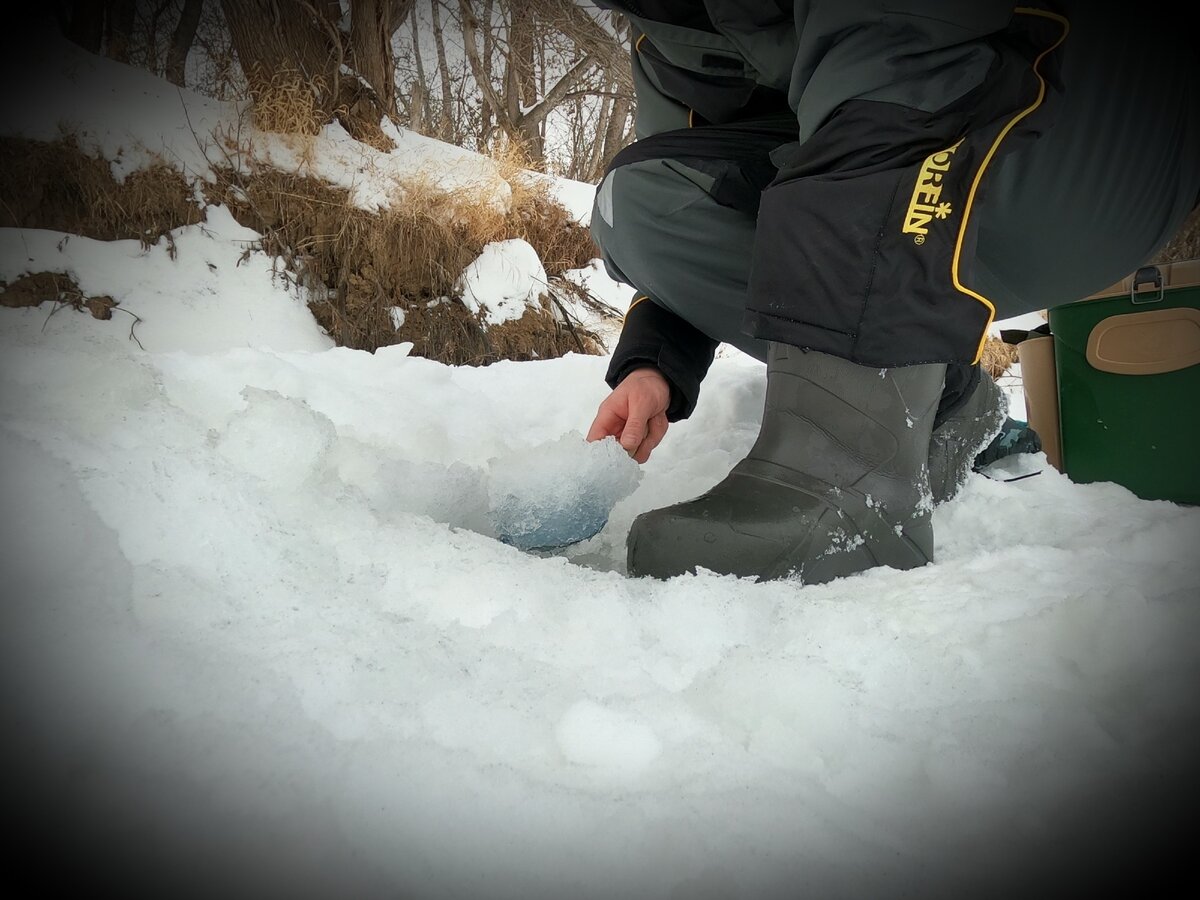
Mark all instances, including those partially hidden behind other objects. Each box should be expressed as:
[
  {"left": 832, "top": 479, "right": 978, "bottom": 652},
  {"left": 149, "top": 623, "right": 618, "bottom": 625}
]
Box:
[
  {"left": 927, "top": 370, "right": 1008, "bottom": 506},
  {"left": 627, "top": 343, "right": 946, "bottom": 583}
]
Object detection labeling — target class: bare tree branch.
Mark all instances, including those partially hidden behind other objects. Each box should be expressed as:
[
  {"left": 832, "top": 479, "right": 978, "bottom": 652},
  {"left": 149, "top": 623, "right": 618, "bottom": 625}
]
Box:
[
  {"left": 429, "top": 0, "right": 456, "bottom": 141},
  {"left": 518, "top": 52, "right": 597, "bottom": 131},
  {"left": 457, "top": 0, "right": 510, "bottom": 132}
]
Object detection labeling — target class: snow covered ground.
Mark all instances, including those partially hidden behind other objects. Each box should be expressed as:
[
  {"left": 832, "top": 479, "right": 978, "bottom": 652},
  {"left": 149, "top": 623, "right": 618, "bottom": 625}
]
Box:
[{"left": 3, "top": 28, "right": 1200, "bottom": 900}]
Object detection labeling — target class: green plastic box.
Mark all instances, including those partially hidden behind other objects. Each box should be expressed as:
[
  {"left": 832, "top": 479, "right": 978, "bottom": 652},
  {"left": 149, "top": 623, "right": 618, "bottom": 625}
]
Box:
[{"left": 1047, "top": 260, "right": 1200, "bottom": 504}]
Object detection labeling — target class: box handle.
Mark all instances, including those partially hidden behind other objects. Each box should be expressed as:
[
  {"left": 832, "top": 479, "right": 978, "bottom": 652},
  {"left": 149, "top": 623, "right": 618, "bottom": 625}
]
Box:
[
  {"left": 1086, "top": 307, "right": 1200, "bottom": 374},
  {"left": 1130, "top": 265, "right": 1164, "bottom": 304}
]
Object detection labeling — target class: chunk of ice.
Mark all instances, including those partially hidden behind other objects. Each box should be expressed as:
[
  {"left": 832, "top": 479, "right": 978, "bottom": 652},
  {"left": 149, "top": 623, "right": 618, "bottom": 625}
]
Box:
[{"left": 487, "top": 432, "right": 641, "bottom": 551}]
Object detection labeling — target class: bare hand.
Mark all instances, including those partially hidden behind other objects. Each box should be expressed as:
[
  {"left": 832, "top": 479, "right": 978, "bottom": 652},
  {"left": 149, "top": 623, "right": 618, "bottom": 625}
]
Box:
[{"left": 586, "top": 367, "right": 671, "bottom": 464}]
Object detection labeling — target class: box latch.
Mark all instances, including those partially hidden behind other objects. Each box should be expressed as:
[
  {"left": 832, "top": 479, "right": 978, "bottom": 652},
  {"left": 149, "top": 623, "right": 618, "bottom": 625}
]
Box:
[{"left": 1130, "top": 265, "right": 1165, "bottom": 304}]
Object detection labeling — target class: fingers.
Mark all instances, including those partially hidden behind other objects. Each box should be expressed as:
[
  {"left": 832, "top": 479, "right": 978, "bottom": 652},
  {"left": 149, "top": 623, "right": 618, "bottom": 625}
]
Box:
[
  {"left": 632, "top": 412, "right": 669, "bottom": 464},
  {"left": 587, "top": 397, "right": 662, "bottom": 461},
  {"left": 586, "top": 405, "right": 624, "bottom": 443},
  {"left": 586, "top": 367, "right": 672, "bottom": 462},
  {"left": 621, "top": 381, "right": 667, "bottom": 456},
  {"left": 618, "top": 414, "right": 647, "bottom": 456}
]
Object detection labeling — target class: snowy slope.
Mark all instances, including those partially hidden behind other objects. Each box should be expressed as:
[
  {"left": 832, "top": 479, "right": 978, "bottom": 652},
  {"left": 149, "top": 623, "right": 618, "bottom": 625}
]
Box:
[{"left": 3, "top": 28, "right": 1200, "bottom": 900}]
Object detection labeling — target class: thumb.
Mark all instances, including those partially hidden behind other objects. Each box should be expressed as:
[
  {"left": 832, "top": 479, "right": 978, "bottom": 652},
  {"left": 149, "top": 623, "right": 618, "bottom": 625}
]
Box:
[{"left": 619, "top": 416, "right": 646, "bottom": 454}]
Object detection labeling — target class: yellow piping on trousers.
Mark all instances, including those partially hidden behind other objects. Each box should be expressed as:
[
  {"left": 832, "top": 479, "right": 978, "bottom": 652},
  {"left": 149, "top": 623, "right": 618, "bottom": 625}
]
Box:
[
  {"left": 622, "top": 295, "right": 651, "bottom": 327},
  {"left": 955, "top": 7, "right": 1070, "bottom": 364}
]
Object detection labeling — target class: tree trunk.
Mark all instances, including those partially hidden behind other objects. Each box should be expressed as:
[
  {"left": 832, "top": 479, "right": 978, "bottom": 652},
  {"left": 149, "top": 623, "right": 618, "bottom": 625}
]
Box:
[
  {"left": 220, "top": 0, "right": 410, "bottom": 144},
  {"left": 144, "top": 0, "right": 173, "bottom": 72},
  {"left": 105, "top": 0, "right": 136, "bottom": 62},
  {"left": 220, "top": 0, "right": 338, "bottom": 104},
  {"left": 600, "top": 94, "right": 632, "bottom": 177},
  {"left": 458, "top": 0, "right": 509, "bottom": 149},
  {"left": 477, "top": 0, "right": 495, "bottom": 148},
  {"left": 584, "top": 87, "right": 614, "bottom": 180},
  {"left": 408, "top": 5, "right": 429, "bottom": 133},
  {"left": 507, "top": 1, "right": 543, "bottom": 160},
  {"left": 430, "top": 0, "right": 455, "bottom": 142},
  {"left": 63, "top": 0, "right": 105, "bottom": 53},
  {"left": 348, "top": 0, "right": 409, "bottom": 122},
  {"left": 166, "top": 0, "right": 206, "bottom": 86}
]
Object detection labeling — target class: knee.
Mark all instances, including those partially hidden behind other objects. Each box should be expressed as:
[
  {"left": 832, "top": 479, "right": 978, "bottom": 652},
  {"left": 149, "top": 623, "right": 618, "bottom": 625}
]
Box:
[
  {"left": 589, "top": 169, "right": 623, "bottom": 279},
  {"left": 589, "top": 165, "right": 650, "bottom": 287},
  {"left": 589, "top": 159, "right": 701, "bottom": 284},
  {"left": 590, "top": 162, "right": 655, "bottom": 250}
]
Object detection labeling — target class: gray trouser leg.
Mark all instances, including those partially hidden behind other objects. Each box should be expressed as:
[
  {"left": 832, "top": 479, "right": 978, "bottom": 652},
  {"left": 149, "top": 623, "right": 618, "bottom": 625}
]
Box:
[
  {"left": 591, "top": 158, "right": 769, "bottom": 362},
  {"left": 974, "top": 9, "right": 1200, "bottom": 316}
]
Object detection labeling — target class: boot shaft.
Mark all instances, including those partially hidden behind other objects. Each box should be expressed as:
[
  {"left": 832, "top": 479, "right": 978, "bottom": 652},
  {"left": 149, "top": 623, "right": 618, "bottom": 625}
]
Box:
[
  {"left": 751, "top": 343, "right": 947, "bottom": 490},
  {"left": 626, "top": 344, "right": 947, "bottom": 582}
]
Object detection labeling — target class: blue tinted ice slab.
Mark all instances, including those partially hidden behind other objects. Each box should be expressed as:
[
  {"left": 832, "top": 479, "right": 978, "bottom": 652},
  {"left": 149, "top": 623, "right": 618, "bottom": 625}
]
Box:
[{"left": 487, "top": 432, "right": 641, "bottom": 552}]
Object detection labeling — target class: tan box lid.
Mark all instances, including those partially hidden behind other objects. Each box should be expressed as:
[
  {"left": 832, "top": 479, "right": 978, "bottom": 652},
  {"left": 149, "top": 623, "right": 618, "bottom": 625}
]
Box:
[{"left": 1085, "top": 257, "right": 1200, "bottom": 300}]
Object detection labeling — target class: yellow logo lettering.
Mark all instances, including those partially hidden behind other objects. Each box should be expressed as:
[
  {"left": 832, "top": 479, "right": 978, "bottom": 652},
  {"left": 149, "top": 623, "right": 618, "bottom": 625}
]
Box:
[{"left": 903, "top": 140, "right": 963, "bottom": 242}]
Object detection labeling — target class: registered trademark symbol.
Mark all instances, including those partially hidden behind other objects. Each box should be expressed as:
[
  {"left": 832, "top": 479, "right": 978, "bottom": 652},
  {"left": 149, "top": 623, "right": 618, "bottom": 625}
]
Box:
[{"left": 913, "top": 234, "right": 925, "bottom": 245}]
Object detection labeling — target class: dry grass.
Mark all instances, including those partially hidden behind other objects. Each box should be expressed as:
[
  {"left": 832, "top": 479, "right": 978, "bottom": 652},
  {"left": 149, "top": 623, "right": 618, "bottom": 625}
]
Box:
[
  {"left": 1151, "top": 205, "right": 1200, "bottom": 264},
  {"left": 490, "top": 140, "right": 599, "bottom": 274},
  {"left": 0, "top": 271, "right": 118, "bottom": 320},
  {"left": 246, "top": 64, "right": 395, "bottom": 152},
  {"left": 0, "top": 136, "right": 201, "bottom": 244},
  {"left": 247, "top": 67, "right": 326, "bottom": 137},
  {"left": 212, "top": 151, "right": 606, "bottom": 362},
  {"left": 980, "top": 335, "right": 1020, "bottom": 380},
  {"left": 243, "top": 67, "right": 327, "bottom": 170},
  {"left": 1, "top": 131, "right": 607, "bottom": 365}
]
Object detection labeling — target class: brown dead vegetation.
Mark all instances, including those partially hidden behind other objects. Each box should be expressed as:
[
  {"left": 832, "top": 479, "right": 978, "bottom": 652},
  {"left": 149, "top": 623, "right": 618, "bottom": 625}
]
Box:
[
  {"left": 246, "top": 67, "right": 326, "bottom": 137},
  {"left": 0, "top": 136, "right": 202, "bottom": 245},
  {"left": 492, "top": 140, "right": 599, "bottom": 273},
  {"left": 1152, "top": 206, "right": 1200, "bottom": 264},
  {"left": 0, "top": 271, "right": 118, "bottom": 321},
  {"left": 2, "top": 133, "right": 610, "bottom": 364},
  {"left": 980, "top": 335, "right": 1020, "bottom": 380},
  {"left": 211, "top": 148, "right": 606, "bottom": 362}
]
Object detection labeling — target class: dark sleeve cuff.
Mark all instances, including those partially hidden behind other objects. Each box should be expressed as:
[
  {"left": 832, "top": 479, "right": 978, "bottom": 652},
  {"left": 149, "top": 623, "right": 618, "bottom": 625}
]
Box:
[{"left": 605, "top": 297, "right": 718, "bottom": 421}]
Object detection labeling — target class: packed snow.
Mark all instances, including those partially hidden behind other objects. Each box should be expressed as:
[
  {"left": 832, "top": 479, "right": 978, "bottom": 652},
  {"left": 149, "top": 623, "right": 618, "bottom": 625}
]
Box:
[
  {"left": 457, "top": 239, "right": 551, "bottom": 326},
  {"left": 2, "top": 27, "right": 1199, "bottom": 900}
]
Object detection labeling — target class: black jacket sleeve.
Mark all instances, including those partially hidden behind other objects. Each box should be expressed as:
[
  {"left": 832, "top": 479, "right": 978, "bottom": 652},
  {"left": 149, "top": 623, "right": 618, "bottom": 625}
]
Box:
[{"left": 605, "top": 297, "right": 718, "bottom": 422}]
